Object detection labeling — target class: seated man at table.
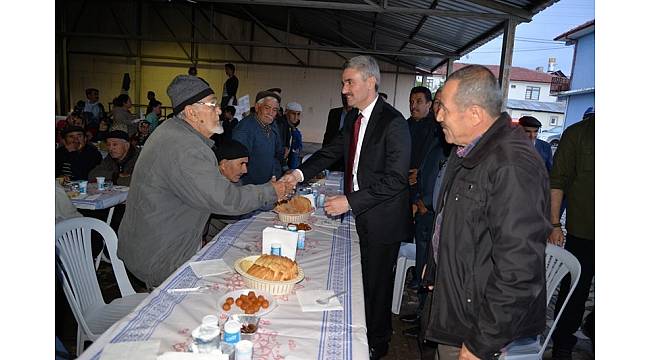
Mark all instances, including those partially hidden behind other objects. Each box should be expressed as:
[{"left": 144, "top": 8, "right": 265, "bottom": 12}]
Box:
[
  {"left": 203, "top": 139, "right": 251, "bottom": 242},
  {"left": 89, "top": 130, "right": 140, "bottom": 186},
  {"left": 215, "top": 139, "right": 249, "bottom": 183},
  {"left": 118, "top": 74, "right": 292, "bottom": 288},
  {"left": 55, "top": 126, "right": 103, "bottom": 180}
]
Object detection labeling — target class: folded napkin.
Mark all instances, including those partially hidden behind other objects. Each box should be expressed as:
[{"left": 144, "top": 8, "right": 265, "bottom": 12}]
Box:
[
  {"left": 189, "top": 259, "right": 232, "bottom": 278},
  {"left": 296, "top": 289, "right": 344, "bottom": 312},
  {"left": 157, "top": 352, "right": 226, "bottom": 359},
  {"left": 100, "top": 340, "right": 160, "bottom": 360}
]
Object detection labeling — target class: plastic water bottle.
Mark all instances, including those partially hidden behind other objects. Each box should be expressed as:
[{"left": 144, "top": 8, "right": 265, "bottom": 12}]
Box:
[
  {"left": 271, "top": 243, "right": 282, "bottom": 256},
  {"left": 297, "top": 230, "right": 305, "bottom": 250},
  {"left": 223, "top": 318, "right": 241, "bottom": 345}
]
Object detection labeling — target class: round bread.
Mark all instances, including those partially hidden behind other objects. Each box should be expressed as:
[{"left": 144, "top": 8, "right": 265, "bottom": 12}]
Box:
[{"left": 274, "top": 196, "right": 312, "bottom": 214}]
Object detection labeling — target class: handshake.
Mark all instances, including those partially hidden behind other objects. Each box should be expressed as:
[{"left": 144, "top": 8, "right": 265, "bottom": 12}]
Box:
[{"left": 270, "top": 170, "right": 303, "bottom": 201}]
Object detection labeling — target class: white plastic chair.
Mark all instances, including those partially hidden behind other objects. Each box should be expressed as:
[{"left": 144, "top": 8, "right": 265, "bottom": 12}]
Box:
[
  {"left": 391, "top": 243, "right": 416, "bottom": 315},
  {"left": 55, "top": 217, "right": 149, "bottom": 356},
  {"left": 499, "top": 243, "right": 582, "bottom": 360}
]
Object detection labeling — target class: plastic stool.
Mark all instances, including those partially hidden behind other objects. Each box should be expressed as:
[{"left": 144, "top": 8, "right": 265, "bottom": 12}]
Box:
[{"left": 391, "top": 255, "right": 416, "bottom": 315}]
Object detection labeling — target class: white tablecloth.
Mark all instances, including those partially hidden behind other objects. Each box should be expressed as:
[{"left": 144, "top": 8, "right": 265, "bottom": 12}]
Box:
[
  {"left": 71, "top": 187, "right": 129, "bottom": 210},
  {"left": 78, "top": 208, "right": 368, "bottom": 360}
]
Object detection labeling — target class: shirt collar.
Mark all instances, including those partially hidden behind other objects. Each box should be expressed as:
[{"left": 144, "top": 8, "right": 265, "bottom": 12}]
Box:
[
  {"left": 359, "top": 95, "right": 379, "bottom": 120},
  {"left": 456, "top": 134, "right": 483, "bottom": 158}
]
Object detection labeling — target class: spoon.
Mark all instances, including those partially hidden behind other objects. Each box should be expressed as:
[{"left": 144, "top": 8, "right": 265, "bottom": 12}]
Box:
[{"left": 316, "top": 291, "right": 347, "bottom": 305}]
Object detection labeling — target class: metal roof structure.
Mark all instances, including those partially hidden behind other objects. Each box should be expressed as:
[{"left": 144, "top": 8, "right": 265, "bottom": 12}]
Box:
[
  {"left": 507, "top": 98, "right": 566, "bottom": 113},
  {"left": 58, "top": 0, "right": 560, "bottom": 74}
]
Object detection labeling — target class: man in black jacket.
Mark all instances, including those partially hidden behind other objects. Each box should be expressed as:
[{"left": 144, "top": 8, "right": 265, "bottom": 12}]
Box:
[
  {"left": 55, "top": 126, "right": 102, "bottom": 180},
  {"left": 422, "top": 65, "right": 551, "bottom": 360},
  {"left": 282, "top": 55, "right": 411, "bottom": 360},
  {"left": 322, "top": 94, "right": 352, "bottom": 172}
]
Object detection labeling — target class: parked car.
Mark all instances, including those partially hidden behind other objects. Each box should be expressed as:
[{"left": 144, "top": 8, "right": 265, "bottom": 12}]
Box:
[{"left": 538, "top": 126, "right": 563, "bottom": 150}]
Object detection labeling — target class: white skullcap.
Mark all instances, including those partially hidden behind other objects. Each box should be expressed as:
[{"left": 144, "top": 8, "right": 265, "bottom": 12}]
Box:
[{"left": 286, "top": 102, "right": 302, "bottom": 112}]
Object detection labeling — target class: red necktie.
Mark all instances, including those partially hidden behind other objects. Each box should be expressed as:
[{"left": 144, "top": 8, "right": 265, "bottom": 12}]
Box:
[{"left": 346, "top": 113, "right": 363, "bottom": 194}]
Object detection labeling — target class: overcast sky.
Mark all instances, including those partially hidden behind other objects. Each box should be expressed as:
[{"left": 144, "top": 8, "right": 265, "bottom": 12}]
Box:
[{"left": 462, "top": 0, "right": 595, "bottom": 75}]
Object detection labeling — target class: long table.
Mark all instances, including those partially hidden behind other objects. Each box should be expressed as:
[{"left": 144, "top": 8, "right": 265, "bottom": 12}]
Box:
[{"left": 78, "top": 207, "right": 369, "bottom": 359}]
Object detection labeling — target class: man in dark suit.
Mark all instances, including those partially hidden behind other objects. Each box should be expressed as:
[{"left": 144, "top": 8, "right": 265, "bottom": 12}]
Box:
[
  {"left": 322, "top": 94, "right": 352, "bottom": 171},
  {"left": 282, "top": 55, "right": 411, "bottom": 359}
]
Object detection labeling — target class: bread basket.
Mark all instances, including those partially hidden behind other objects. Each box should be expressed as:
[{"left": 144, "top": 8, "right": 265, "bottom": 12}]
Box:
[
  {"left": 275, "top": 209, "right": 314, "bottom": 224},
  {"left": 234, "top": 255, "right": 305, "bottom": 295}
]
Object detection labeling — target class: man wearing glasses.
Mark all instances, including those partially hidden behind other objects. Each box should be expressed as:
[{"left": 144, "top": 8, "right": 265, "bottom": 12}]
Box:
[
  {"left": 118, "top": 75, "right": 291, "bottom": 288},
  {"left": 232, "top": 90, "right": 285, "bottom": 185}
]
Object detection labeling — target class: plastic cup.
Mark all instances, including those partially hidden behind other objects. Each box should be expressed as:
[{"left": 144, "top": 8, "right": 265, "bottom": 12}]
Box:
[
  {"left": 78, "top": 180, "right": 88, "bottom": 195},
  {"left": 235, "top": 340, "right": 253, "bottom": 360},
  {"left": 96, "top": 177, "right": 105, "bottom": 191}
]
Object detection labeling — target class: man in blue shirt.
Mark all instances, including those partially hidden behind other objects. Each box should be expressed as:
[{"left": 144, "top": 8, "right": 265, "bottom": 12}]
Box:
[
  {"left": 232, "top": 90, "right": 284, "bottom": 185},
  {"left": 519, "top": 116, "right": 553, "bottom": 172}
]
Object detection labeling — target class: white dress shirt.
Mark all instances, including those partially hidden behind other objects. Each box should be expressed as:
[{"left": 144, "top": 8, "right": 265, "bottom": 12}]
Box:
[
  {"left": 351, "top": 95, "right": 379, "bottom": 191},
  {"left": 293, "top": 95, "right": 379, "bottom": 191}
]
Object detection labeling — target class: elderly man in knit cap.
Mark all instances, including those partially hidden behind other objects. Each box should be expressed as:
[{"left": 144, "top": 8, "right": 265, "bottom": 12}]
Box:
[
  {"left": 118, "top": 75, "right": 292, "bottom": 287},
  {"left": 89, "top": 130, "right": 140, "bottom": 186},
  {"left": 518, "top": 115, "right": 553, "bottom": 172},
  {"left": 232, "top": 90, "right": 285, "bottom": 185},
  {"left": 285, "top": 102, "right": 304, "bottom": 169}
]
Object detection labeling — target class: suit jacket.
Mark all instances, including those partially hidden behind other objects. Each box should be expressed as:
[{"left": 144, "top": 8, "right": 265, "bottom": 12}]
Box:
[
  {"left": 322, "top": 107, "right": 346, "bottom": 172},
  {"left": 300, "top": 97, "right": 411, "bottom": 244},
  {"left": 416, "top": 122, "right": 451, "bottom": 210},
  {"left": 323, "top": 107, "right": 344, "bottom": 146}
]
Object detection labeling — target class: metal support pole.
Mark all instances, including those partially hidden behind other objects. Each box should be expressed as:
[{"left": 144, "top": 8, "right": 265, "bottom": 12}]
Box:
[
  {"left": 498, "top": 18, "right": 516, "bottom": 107},
  {"left": 446, "top": 58, "right": 454, "bottom": 78},
  {"left": 392, "top": 65, "right": 399, "bottom": 105}
]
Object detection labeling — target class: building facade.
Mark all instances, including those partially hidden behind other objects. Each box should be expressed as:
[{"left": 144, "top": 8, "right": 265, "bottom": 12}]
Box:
[
  {"left": 554, "top": 20, "right": 595, "bottom": 128},
  {"left": 421, "top": 63, "right": 566, "bottom": 130}
]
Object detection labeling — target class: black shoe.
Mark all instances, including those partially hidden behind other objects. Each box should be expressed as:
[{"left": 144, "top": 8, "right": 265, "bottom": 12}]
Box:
[
  {"left": 551, "top": 347, "right": 573, "bottom": 360},
  {"left": 403, "top": 325, "right": 420, "bottom": 338},
  {"left": 369, "top": 342, "right": 389, "bottom": 360},
  {"left": 399, "top": 313, "right": 420, "bottom": 324}
]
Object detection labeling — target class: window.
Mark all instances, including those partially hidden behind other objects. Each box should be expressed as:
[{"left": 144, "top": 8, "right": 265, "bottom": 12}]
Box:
[
  {"left": 511, "top": 84, "right": 516, "bottom": 88},
  {"left": 525, "top": 86, "right": 540, "bottom": 100},
  {"left": 550, "top": 117, "right": 558, "bottom": 125}
]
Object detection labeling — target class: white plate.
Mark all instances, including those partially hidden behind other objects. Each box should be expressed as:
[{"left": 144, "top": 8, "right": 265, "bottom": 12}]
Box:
[{"left": 217, "top": 288, "right": 276, "bottom": 317}]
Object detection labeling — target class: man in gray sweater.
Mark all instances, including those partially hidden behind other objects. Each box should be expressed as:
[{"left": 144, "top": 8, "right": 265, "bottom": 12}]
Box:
[{"left": 118, "top": 75, "right": 291, "bottom": 287}]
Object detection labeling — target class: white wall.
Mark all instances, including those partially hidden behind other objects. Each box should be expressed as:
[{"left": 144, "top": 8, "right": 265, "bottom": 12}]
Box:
[{"left": 508, "top": 81, "right": 555, "bottom": 102}]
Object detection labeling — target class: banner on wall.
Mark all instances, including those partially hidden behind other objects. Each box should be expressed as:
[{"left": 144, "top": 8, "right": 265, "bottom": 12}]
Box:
[{"left": 234, "top": 95, "right": 250, "bottom": 120}]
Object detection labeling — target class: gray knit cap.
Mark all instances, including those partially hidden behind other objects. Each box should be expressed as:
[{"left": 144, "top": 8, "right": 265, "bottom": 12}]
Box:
[{"left": 167, "top": 75, "right": 215, "bottom": 115}]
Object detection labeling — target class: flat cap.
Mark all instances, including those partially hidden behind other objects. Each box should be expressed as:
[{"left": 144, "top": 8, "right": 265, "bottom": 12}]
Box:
[
  {"left": 255, "top": 90, "right": 281, "bottom": 104},
  {"left": 518, "top": 116, "right": 542, "bottom": 128},
  {"left": 106, "top": 130, "right": 129, "bottom": 141}
]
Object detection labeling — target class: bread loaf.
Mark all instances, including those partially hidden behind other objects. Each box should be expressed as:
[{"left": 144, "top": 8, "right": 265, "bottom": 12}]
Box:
[
  {"left": 245, "top": 254, "right": 299, "bottom": 281},
  {"left": 274, "top": 196, "right": 312, "bottom": 214}
]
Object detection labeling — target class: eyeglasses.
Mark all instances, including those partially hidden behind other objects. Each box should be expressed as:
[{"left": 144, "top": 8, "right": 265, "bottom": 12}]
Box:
[{"left": 196, "top": 101, "right": 220, "bottom": 109}]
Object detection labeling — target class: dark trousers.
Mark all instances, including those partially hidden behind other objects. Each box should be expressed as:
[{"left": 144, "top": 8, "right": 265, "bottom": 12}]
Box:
[
  {"left": 413, "top": 211, "right": 435, "bottom": 288},
  {"left": 359, "top": 239, "right": 401, "bottom": 347},
  {"left": 551, "top": 234, "right": 595, "bottom": 350}
]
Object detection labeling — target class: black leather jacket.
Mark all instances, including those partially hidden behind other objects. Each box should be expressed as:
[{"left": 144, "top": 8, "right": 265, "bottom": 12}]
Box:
[{"left": 424, "top": 113, "right": 551, "bottom": 359}]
